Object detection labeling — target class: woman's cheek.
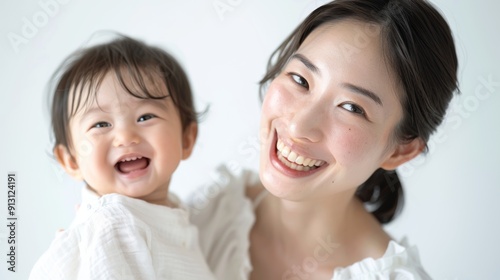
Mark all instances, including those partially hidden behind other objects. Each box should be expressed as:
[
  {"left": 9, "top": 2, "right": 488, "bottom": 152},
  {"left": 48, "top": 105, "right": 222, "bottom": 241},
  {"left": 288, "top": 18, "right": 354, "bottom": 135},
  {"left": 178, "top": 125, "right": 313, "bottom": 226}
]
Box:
[
  {"left": 330, "top": 126, "right": 373, "bottom": 166},
  {"left": 261, "top": 81, "right": 292, "bottom": 131},
  {"left": 263, "top": 81, "right": 290, "bottom": 112}
]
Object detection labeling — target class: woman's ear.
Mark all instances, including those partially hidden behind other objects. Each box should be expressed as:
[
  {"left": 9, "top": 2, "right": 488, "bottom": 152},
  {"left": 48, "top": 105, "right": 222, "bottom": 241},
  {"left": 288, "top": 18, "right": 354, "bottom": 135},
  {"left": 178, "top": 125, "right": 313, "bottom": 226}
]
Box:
[
  {"left": 54, "top": 144, "right": 83, "bottom": 180},
  {"left": 181, "top": 122, "right": 198, "bottom": 160},
  {"left": 381, "top": 138, "right": 425, "bottom": 170}
]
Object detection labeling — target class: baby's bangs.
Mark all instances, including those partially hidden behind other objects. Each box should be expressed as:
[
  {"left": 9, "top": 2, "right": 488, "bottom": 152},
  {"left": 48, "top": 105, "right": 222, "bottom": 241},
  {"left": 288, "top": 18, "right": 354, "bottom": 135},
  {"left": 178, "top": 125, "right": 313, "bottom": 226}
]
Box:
[
  {"left": 113, "top": 64, "right": 170, "bottom": 101},
  {"left": 66, "top": 70, "right": 108, "bottom": 118},
  {"left": 66, "top": 64, "right": 169, "bottom": 118}
]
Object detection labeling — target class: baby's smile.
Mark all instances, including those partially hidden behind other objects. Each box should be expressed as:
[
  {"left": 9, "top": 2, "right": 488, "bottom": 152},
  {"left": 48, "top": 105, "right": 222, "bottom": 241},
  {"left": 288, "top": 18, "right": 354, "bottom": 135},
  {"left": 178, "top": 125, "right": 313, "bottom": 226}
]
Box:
[{"left": 115, "top": 155, "right": 150, "bottom": 175}]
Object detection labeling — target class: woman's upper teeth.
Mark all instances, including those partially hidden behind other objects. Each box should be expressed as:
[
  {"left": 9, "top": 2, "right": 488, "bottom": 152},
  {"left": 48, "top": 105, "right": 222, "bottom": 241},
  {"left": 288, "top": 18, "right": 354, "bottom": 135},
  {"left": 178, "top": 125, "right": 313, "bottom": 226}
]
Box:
[{"left": 277, "top": 139, "right": 324, "bottom": 167}]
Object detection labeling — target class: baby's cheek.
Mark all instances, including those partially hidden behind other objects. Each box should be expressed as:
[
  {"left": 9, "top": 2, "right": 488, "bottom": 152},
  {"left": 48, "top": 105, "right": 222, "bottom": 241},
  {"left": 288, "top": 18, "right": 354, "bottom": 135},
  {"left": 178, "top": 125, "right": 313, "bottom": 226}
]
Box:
[{"left": 75, "top": 139, "right": 94, "bottom": 159}]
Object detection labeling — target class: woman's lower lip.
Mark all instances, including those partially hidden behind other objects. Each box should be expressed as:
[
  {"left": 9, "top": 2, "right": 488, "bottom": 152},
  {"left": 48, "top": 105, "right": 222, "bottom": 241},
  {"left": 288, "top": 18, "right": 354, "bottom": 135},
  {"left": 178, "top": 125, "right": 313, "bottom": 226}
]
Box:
[{"left": 269, "top": 131, "right": 324, "bottom": 178}]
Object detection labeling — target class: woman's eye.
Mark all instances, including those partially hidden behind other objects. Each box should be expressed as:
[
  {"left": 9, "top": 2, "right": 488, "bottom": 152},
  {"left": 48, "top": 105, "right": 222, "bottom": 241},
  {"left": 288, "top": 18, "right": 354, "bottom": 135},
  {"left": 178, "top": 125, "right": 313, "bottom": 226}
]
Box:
[
  {"left": 138, "top": 114, "right": 155, "bottom": 122},
  {"left": 290, "top": 73, "right": 309, "bottom": 88},
  {"left": 92, "top": 122, "right": 111, "bottom": 128},
  {"left": 341, "top": 103, "right": 365, "bottom": 115}
]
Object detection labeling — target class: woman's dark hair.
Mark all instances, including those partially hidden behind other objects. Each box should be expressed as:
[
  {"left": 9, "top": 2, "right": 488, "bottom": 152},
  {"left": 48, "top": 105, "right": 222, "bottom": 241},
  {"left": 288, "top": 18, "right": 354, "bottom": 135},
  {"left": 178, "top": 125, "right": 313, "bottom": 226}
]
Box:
[
  {"left": 51, "top": 34, "right": 198, "bottom": 154},
  {"left": 259, "top": 0, "right": 459, "bottom": 223}
]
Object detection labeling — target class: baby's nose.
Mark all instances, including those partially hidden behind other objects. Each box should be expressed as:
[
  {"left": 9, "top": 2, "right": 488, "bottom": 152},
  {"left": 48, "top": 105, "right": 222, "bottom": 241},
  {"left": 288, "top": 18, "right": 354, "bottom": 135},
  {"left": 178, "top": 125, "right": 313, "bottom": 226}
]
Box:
[{"left": 112, "top": 127, "right": 140, "bottom": 147}]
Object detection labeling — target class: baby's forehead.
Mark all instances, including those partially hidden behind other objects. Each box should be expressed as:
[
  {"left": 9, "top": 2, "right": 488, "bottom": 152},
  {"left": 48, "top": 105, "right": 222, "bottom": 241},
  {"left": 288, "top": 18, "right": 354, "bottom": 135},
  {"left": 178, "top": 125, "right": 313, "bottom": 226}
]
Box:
[
  {"left": 72, "top": 92, "right": 170, "bottom": 118},
  {"left": 68, "top": 70, "right": 170, "bottom": 116}
]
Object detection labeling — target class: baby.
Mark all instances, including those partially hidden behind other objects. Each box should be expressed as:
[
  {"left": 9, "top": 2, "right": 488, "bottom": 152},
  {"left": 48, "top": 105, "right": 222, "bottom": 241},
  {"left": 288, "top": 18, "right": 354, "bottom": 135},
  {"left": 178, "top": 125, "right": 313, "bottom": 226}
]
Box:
[{"left": 30, "top": 35, "right": 214, "bottom": 280}]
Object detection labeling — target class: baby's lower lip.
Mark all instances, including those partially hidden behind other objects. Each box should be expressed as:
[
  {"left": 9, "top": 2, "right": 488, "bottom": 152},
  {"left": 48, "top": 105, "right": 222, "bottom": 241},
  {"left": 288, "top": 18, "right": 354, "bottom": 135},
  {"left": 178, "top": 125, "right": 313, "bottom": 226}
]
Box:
[{"left": 115, "top": 158, "right": 150, "bottom": 174}]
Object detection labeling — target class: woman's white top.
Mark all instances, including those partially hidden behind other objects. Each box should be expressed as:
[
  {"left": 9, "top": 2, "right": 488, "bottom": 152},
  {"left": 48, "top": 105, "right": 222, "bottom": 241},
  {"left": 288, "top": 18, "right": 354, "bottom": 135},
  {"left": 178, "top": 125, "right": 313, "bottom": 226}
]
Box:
[
  {"left": 29, "top": 186, "right": 215, "bottom": 280},
  {"left": 188, "top": 165, "right": 432, "bottom": 280}
]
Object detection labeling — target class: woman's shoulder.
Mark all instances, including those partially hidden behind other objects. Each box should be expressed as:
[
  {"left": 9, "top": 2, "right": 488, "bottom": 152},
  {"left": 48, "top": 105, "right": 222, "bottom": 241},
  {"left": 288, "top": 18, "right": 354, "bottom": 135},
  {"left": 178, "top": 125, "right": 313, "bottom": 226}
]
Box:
[
  {"left": 187, "top": 165, "right": 261, "bottom": 280},
  {"left": 332, "top": 238, "right": 432, "bottom": 280}
]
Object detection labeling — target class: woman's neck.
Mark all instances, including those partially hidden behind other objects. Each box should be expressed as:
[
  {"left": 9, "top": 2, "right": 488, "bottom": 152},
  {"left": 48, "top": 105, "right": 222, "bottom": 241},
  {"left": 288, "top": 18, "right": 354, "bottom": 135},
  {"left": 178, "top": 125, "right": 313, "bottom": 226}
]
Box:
[{"left": 253, "top": 189, "right": 390, "bottom": 267}]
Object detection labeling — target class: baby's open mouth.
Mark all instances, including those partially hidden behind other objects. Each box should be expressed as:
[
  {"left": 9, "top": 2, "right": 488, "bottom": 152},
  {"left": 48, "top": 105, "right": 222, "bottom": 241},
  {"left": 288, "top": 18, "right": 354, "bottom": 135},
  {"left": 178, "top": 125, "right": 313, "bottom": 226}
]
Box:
[{"left": 115, "top": 156, "right": 150, "bottom": 174}]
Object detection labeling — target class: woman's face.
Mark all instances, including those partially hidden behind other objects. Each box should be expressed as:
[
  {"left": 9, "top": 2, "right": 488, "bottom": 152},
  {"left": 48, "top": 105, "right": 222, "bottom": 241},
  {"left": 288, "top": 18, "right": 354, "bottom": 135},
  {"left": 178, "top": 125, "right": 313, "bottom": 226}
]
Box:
[{"left": 259, "top": 19, "right": 405, "bottom": 201}]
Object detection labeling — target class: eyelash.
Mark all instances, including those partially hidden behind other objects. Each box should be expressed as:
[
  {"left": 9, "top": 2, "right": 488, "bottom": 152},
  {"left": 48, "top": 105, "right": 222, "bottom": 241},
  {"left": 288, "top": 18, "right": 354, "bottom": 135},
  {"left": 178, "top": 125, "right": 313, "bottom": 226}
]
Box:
[
  {"left": 138, "top": 114, "right": 156, "bottom": 122},
  {"left": 90, "top": 114, "right": 156, "bottom": 129},
  {"left": 287, "top": 73, "right": 368, "bottom": 118},
  {"left": 340, "top": 103, "right": 366, "bottom": 116},
  {"left": 92, "top": 122, "right": 111, "bottom": 129},
  {"left": 289, "top": 73, "right": 309, "bottom": 89}
]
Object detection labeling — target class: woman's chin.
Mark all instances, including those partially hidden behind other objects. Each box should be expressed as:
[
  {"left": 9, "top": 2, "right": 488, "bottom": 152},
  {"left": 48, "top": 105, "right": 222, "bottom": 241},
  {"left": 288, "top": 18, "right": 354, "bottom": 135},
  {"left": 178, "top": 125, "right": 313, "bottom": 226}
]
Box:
[{"left": 258, "top": 168, "right": 312, "bottom": 202}]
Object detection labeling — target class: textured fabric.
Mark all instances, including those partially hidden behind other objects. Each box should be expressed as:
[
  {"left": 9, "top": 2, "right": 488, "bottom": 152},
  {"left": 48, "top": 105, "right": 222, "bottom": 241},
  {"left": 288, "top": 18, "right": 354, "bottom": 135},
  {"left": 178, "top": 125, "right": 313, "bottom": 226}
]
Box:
[
  {"left": 188, "top": 165, "right": 432, "bottom": 280},
  {"left": 30, "top": 187, "right": 215, "bottom": 280}
]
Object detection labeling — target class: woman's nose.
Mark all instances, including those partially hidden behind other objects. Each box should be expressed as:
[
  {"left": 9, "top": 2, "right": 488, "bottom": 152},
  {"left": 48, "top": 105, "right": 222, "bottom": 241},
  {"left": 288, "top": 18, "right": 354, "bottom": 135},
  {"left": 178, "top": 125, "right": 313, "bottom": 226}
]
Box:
[
  {"left": 112, "top": 126, "right": 140, "bottom": 147},
  {"left": 288, "top": 102, "right": 324, "bottom": 143}
]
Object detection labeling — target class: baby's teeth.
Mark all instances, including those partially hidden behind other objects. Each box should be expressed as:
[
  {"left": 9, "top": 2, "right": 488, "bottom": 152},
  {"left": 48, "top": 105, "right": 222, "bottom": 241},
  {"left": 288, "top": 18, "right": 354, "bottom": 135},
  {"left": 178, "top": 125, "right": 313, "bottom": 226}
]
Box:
[{"left": 121, "top": 156, "right": 142, "bottom": 162}]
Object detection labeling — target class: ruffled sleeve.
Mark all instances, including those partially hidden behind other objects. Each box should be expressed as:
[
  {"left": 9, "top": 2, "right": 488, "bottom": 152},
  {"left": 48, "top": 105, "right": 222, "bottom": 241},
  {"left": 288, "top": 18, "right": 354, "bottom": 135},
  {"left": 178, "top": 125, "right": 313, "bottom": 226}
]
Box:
[
  {"left": 187, "top": 165, "right": 259, "bottom": 280},
  {"left": 331, "top": 239, "right": 432, "bottom": 280}
]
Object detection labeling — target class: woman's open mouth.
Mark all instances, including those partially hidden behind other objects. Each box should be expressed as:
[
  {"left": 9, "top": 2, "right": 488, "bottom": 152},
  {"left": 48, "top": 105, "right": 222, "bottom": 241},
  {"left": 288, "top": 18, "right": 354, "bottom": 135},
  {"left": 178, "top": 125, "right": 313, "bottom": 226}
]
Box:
[
  {"left": 276, "top": 139, "right": 325, "bottom": 171},
  {"left": 270, "top": 131, "right": 327, "bottom": 177}
]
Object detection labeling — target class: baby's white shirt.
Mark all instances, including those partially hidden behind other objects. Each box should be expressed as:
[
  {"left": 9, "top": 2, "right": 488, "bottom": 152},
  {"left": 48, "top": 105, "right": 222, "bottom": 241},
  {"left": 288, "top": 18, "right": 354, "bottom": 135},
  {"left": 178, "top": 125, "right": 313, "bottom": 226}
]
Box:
[{"left": 29, "top": 186, "right": 215, "bottom": 280}]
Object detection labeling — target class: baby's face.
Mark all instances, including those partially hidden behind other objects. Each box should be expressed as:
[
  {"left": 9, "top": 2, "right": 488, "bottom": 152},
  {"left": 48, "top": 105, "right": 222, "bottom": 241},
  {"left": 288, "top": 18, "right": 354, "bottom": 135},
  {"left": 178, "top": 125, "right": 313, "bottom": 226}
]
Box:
[{"left": 62, "top": 72, "right": 194, "bottom": 206}]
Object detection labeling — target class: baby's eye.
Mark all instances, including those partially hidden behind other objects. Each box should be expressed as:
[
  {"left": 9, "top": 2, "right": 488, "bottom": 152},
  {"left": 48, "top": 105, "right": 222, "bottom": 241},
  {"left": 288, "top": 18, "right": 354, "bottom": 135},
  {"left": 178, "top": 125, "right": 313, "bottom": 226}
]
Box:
[
  {"left": 290, "top": 73, "right": 309, "bottom": 89},
  {"left": 138, "top": 114, "right": 156, "bottom": 122},
  {"left": 340, "top": 103, "right": 365, "bottom": 116},
  {"left": 92, "top": 122, "right": 111, "bottom": 128}
]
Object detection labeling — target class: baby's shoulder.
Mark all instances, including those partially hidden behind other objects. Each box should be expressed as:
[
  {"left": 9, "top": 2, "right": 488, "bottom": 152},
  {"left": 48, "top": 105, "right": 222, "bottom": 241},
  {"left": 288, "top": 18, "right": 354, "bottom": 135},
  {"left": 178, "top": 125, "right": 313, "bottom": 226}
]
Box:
[{"left": 75, "top": 194, "right": 148, "bottom": 231}]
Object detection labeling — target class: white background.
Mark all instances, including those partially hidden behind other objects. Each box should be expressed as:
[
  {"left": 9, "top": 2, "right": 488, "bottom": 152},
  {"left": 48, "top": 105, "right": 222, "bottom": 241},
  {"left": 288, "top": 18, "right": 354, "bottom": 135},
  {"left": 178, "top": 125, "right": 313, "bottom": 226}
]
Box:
[{"left": 0, "top": 0, "right": 499, "bottom": 279}]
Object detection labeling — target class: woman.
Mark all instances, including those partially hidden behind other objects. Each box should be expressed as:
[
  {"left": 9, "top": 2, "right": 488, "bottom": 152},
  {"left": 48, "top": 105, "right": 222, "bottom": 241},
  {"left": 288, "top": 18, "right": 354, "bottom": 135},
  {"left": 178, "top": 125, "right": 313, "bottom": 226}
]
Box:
[{"left": 190, "top": 0, "right": 458, "bottom": 279}]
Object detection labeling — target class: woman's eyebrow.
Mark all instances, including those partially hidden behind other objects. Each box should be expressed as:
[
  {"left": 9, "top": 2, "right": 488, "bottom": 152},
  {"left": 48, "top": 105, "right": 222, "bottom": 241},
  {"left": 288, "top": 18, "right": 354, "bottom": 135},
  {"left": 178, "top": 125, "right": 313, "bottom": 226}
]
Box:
[
  {"left": 291, "top": 53, "right": 383, "bottom": 107},
  {"left": 342, "top": 83, "right": 383, "bottom": 106},
  {"left": 291, "top": 53, "right": 320, "bottom": 75}
]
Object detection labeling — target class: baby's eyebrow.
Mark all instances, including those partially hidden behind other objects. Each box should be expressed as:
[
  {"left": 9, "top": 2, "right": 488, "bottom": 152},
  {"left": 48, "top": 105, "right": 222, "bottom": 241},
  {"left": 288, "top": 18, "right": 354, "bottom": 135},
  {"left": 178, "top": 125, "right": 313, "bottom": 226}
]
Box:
[
  {"left": 76, "top": 97, "right": 170, "bottom": 124},
  {"left": 135, "top": 98, "right": 169, "bottom": 110},
  {"left": 80, "top": 105, "right": 107, "bottom": 117}
]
